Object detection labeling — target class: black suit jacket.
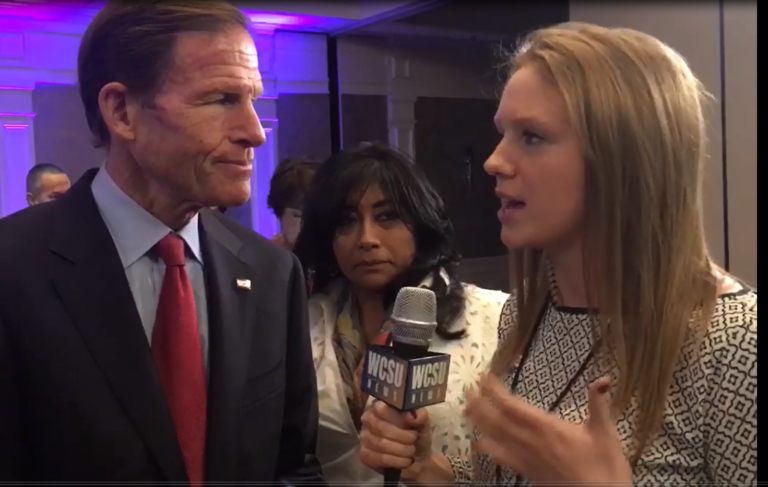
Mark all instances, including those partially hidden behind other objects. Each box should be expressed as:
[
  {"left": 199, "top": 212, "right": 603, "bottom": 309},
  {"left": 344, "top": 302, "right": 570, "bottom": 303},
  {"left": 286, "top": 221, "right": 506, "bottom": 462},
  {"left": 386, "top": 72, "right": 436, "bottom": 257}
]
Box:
[{"left": 0, "top": 169, "right": 325, "bottom": 485}]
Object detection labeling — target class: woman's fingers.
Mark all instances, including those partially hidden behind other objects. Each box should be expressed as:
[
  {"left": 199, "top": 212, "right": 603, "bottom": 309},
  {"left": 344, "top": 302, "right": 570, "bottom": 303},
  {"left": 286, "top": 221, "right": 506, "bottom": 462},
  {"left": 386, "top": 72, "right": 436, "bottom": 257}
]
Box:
[
  {"left": 360, "top": 428, "right": 416, "bottom": 457},
  {"left": 474, "top": 438, "right": 525, "bottom": 474},
  {"left": 466, "top": 388, "right": 522, "bottom": 450},
  {"left": 360, "top": 402, "right": 430, "bottom": 471},
  {"left": 404, "top": 408, "right": 430, "bottom": 431},
  {"left": 364, "top": 401, "right": 420, "bottom": 444},
  {"left": 360, "top": 406, "right": 417, "bottom": 471},
  {"left": 360, "top": 448, "right": 414, "bottom": 471},
  {"left": 480, "top": 374, "right": 550, "bottom": 427},
  {"left": 465, "top": 380, "right": 546, "bottom": 467}
]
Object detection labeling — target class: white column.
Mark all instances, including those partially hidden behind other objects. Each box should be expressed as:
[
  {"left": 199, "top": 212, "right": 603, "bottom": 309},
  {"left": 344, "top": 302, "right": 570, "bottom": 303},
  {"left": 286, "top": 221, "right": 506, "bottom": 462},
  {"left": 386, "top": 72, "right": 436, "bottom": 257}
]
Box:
[
  {"left": 0, "top": 88, "right": 36, "bottom": 217},
  {"left": 386, "top": 55, "right": 416, "bottom": 158},
  {"left": 245, "top": 29, "right": 328, "bottom": 235},
  {"left": 248, "top": 28, "right": 279, "bottom": 237},
  {"left": 0, "top": 18, "right": 83, "bottom": 218},
  {"left": 251, "top": 116, "right": 279, "bottom": 238},
  {"left": 388, "top": 95, "right": 416, "bottom": 158}
]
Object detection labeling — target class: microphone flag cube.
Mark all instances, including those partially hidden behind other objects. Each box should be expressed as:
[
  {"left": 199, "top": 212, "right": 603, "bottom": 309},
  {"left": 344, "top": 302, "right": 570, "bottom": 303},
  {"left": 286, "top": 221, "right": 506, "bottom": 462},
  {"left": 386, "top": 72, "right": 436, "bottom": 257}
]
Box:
[{"left": 361, "top": 345, "right": 451, "bottom": 411}]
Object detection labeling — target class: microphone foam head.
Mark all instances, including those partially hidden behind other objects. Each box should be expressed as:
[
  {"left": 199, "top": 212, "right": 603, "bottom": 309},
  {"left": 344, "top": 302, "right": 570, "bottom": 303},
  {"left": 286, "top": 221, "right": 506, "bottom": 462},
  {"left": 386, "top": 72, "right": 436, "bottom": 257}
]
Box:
[{"left": 390, "top": 287, "right": 438, "bottom": 347}]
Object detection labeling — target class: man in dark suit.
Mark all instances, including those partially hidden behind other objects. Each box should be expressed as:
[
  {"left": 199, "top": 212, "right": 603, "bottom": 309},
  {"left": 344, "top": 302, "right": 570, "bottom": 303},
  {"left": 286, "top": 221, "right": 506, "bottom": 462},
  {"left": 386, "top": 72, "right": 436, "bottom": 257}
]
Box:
[{"left": 0, "top": 2, "right": 324, "bottom": 485}]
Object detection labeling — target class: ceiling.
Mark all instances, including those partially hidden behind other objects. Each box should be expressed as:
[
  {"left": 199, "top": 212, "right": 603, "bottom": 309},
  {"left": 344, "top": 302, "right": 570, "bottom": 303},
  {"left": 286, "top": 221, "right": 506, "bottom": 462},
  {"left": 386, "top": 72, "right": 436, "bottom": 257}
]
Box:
[
  {"left": 395, "top": 1, "right": 570, "bottom": 36},
  {"left": 0, "top": 0, "right": 435, "bottom": 31},
  {"left": 0, "top": 0, "right": 569, "bottom": 42}
]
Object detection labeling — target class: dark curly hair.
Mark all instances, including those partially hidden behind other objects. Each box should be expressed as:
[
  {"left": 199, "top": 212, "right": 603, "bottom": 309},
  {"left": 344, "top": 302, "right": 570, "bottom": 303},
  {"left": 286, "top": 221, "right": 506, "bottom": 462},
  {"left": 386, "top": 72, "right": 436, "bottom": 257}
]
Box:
[
  {"left": 293, "top": 143, "right": 466, "bottom": 341},
  {"left": 267, "top": 157, "right": 321, "bottom": 218}
]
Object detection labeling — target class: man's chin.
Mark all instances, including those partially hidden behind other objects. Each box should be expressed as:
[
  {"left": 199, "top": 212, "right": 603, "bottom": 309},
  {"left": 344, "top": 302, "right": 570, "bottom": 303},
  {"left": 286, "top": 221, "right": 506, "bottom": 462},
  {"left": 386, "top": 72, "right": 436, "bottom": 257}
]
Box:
[{"left": 207, "top": 185, "right": 250, "bottom": 209}]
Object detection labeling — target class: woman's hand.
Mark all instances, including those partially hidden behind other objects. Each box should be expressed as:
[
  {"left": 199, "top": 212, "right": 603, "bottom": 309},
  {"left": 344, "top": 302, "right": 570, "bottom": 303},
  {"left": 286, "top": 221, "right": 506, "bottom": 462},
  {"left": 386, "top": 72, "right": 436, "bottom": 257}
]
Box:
[
  {"left": 359, "top": 401, "right": 433, "bottom": 482},
  {"left": 466, "top": 374, "right": 633, "bottom": 485}
]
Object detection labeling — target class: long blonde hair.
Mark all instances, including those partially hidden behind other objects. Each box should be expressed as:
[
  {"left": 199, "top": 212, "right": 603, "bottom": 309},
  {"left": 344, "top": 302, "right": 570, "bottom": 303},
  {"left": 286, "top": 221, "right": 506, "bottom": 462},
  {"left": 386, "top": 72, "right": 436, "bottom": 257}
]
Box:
[{"left": 490, "top": 23, "right": 719, "bottom": 462}]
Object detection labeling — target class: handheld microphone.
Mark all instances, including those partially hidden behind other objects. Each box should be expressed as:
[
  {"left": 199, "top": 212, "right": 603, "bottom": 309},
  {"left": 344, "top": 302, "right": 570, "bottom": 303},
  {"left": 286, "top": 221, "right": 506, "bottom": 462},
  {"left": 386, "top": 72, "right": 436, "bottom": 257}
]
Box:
[{"left": 360, "top": 287, "right": 451, "bottom": 486}]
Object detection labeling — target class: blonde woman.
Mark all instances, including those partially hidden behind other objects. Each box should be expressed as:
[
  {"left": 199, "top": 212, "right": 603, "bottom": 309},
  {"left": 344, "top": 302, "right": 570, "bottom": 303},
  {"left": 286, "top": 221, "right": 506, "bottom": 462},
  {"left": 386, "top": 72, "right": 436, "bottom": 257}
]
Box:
[{"left": 357, "top": 22, "right": 757, "bottom": 485}]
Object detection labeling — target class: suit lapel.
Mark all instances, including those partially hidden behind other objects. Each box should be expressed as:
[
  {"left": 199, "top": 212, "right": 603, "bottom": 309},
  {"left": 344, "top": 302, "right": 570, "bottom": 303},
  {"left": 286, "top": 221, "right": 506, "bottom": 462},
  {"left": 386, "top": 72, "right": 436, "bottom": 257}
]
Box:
[
  {"left": 199, "top": 211, "right": 260, "bottom": 480},
  {"left": 49, "top": 170, "right": 187, "bottom": 481}
]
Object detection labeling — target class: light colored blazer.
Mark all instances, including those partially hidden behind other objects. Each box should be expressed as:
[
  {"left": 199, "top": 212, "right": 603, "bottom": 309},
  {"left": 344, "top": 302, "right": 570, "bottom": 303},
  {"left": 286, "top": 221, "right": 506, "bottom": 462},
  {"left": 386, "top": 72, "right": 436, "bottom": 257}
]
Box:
[{"left": 309, "top": 278, "right": 508, "bottom": 486}]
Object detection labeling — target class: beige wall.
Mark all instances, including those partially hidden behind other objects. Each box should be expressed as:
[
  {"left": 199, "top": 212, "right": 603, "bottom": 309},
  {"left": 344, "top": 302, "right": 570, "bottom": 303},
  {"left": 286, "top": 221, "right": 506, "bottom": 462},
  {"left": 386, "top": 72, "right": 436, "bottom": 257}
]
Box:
[
  {"left": 570, "top": 1, "right": 757, "bottom": 287},
  {"left": 722, "top": 2, "right": 758, "bottom": 287}
]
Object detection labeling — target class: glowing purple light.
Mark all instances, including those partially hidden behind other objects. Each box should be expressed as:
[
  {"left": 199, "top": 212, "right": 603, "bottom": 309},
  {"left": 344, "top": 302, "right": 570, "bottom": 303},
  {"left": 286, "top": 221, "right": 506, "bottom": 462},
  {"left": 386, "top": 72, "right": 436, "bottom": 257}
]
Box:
[
  {"left": 2, "top": 124, "right": 28, "bottom": 130},
  {"left": 0, "top": 112, "right": 36, "bottom": 118},
  {"left": 246, "top": 11, "right": 349, "bottom": 32},
  {"left": 0, "top": 2, "right": 98, "bottom": 23},
  {"left": 251, "top": 13, "right": 304, "bottom": 25}
]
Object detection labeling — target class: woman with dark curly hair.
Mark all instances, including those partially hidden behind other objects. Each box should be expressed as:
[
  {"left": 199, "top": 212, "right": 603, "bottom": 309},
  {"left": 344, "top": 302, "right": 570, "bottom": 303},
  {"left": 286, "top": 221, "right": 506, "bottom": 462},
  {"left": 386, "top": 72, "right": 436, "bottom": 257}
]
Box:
[
  {"left": 293, "top": 143, "right": 509, "bottom": 486},
  {"left": 267, "top": 157, "right": 320, "bottom": 250}
]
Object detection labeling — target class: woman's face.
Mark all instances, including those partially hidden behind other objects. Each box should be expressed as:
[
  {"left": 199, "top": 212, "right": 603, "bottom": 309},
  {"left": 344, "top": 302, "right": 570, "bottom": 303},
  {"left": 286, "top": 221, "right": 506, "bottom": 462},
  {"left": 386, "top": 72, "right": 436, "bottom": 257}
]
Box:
[
  {"left": 280, "top": 208, "right": 302, "bottom": 248},
  {"left": 484, "top": 66, "right": 585, "bottom": 251},
  {"left": 332, "top": 184, "right": 416, "bottom": 294}
]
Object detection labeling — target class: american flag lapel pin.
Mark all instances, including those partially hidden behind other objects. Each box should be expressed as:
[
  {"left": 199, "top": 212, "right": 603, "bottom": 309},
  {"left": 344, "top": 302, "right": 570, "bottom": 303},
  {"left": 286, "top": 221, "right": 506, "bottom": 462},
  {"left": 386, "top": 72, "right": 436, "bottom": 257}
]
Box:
[{"left": 235, "top": 278, "right": 252, "bottom": 290}]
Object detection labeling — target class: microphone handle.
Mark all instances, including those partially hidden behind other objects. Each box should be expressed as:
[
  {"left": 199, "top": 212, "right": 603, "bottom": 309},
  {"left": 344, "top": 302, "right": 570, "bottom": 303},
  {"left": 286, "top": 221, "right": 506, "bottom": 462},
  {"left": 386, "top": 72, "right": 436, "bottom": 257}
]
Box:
[
  {"left": 377, "top": 337, "right": 431, "bottom": 487},
  {"left": 383, "top": 468, "right": 401, "bottom": 486}
]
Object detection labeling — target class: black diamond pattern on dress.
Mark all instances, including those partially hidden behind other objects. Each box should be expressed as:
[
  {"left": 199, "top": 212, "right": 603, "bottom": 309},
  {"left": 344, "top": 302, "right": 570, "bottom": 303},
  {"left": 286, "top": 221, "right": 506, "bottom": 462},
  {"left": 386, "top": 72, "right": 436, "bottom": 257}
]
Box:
[{"left": 448, "top": 289, "right": 757, "bottom": 486}]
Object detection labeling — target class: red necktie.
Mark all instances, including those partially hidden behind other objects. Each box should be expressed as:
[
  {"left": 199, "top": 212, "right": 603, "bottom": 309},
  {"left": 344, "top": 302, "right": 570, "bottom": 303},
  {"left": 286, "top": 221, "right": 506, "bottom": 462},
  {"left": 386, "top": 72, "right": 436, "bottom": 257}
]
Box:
[{"left": 152, "top": 234, "right": 207, "bottom": 484}]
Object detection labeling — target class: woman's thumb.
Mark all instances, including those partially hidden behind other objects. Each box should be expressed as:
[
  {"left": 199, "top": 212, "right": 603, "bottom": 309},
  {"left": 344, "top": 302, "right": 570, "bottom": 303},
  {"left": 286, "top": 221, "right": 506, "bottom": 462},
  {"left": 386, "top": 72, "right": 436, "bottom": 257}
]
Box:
[
  {"left": 586, "top": 376, "right": 613, "bottom": 432},
  {"left": 405, "top": 408, "right": 430, "bottom": 431}
]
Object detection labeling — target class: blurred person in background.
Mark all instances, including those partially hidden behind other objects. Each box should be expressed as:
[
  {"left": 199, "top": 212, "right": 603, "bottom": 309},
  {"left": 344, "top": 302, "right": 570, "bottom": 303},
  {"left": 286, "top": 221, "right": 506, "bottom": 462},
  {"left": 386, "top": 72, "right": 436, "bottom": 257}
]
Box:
[
  {"left": 357, "top": 22, "right": 757, "bottom": 486},
  {"left": 267, "top": 156, "right": 321, "bottom": 250},
  {"left": 293, "top": 143, "right": 509, "bottom": 486},
  {"left": 26, "top": 163, "right": 71, "bottom": 206}
]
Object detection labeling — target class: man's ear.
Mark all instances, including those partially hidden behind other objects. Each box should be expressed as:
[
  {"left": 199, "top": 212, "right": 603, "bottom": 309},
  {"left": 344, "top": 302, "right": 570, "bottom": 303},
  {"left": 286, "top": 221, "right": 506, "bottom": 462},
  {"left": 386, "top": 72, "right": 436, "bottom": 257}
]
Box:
[
  {"left": 98, "top": 82, "right": 139, "bottom": 143},
  {"left": 26, "top": 193, "right": 36, "bottom": 206}
]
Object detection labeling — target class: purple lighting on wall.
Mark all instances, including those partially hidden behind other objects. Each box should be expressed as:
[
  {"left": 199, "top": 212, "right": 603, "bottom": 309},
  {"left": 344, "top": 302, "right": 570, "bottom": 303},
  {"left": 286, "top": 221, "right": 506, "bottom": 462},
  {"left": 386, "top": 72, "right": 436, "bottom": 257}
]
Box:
[
  {"left": 1, "top": 120, "right": 32, "bottom": 217},
  {"left": 0, "top": 9, "right": 344, "bottom": 32},
  {"left": 247, "top": 11, "right": 351, "bottom": 33},
  {"left": 251, "top": 13, "right": 308, "bottom": 26},
  {"left": 0, "top": 2, "right": 98, "bottom": 24},
  {"left": 0, "top": 112, "right": 35, "bottom": 118}
]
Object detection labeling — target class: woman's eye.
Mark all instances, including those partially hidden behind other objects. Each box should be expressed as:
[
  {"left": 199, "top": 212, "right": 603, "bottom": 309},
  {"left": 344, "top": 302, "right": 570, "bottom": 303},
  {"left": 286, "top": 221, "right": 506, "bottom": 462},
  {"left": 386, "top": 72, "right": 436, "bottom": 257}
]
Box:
[
  {"left": 376, "top": 211, "right": 399, "bottom": 222},
  {"left": 338, "top": 214, "right": 355, "bottom": 228},
  {"left": 521, "top": 129, "right": 545, "bottom": 146}
]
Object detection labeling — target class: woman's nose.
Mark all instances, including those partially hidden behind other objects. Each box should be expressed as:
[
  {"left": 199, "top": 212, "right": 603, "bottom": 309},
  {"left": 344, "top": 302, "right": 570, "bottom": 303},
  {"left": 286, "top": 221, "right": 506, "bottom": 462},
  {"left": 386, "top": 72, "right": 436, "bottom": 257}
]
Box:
[
  {"left": 357, "top": 220, "right": 381, "bottom": 249},
  {"left": 484, "top": 147, "right": 517, "bottom": 179}
]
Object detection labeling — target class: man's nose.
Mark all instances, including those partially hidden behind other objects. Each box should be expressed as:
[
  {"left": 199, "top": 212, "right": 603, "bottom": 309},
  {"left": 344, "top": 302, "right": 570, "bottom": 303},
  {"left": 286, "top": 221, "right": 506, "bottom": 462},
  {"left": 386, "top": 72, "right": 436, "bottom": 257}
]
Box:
[{"left": 236, "top": 102, "right": 266, "bottom": 148}]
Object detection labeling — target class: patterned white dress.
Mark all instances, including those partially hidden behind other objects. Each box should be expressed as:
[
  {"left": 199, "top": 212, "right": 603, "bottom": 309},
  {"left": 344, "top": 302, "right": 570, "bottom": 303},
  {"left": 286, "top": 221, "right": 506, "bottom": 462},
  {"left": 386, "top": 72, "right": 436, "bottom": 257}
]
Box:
[
  {"left": 447, "top": 288, "right": 758, "bottom": 486},
  {"left": 310, "top": 281, "right": 509, "bottom": 485}
]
